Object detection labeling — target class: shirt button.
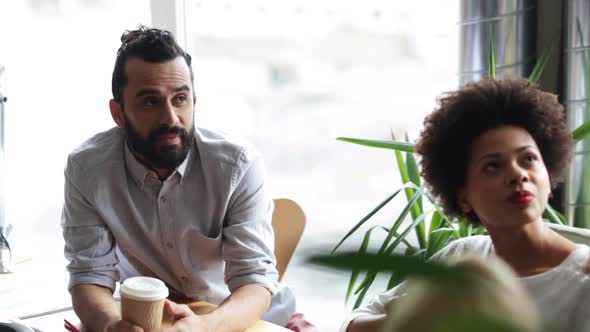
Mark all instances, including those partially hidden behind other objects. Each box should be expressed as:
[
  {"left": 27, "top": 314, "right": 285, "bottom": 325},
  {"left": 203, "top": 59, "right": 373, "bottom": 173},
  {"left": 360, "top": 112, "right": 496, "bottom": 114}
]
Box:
[
  {"left": 166, "top": 242, "right": 174, "bottom": 249},
  {"left": 160, "top": 196, "right": 167, "bottom": 203},
  {"left": 181, "top": 276, "right": 189, "bottom": 282}
]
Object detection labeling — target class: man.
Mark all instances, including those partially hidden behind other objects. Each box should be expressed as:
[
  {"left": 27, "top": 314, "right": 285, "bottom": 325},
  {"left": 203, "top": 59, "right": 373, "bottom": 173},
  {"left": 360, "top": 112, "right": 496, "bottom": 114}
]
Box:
[{"left": 61, "top": 26, "right": 294, "bottom": 332}]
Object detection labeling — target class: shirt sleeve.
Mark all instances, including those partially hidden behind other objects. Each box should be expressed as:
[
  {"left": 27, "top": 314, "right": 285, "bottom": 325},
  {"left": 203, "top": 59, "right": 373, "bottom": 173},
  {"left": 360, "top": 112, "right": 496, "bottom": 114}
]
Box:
[
  {"left": 222, "top": 149, "right": 278, "bottom": 295},
  {"left": 61, "top": 156, "right": 120, "bottom": 292}
]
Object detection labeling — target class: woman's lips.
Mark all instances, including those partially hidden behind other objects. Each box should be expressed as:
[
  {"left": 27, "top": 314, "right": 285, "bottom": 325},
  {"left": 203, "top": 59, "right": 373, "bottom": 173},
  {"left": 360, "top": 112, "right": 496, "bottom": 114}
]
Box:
[{"left": 508, "top": 191, "right": 533, "bottom": 204}]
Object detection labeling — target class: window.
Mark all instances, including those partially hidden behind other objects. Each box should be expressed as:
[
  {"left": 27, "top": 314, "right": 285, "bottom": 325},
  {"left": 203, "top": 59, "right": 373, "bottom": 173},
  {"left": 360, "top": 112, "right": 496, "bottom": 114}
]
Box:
[{"left": 0, "top": 0, "right": 151, "bottom": 317}]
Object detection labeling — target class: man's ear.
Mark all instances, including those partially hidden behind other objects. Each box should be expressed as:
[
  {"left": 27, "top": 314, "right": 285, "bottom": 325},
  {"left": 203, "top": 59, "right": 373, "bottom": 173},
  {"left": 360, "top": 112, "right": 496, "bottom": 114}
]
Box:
[
  {"left": 457, "top": 188, "right": 472, "bottom": 213},
  {"left": 109, "top": 99, "right": 126, "bottom": 128}
]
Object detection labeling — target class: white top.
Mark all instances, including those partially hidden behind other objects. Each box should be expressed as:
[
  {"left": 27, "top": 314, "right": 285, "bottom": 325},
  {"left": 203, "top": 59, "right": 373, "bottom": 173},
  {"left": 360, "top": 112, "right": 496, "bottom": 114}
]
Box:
[{"left": 339, "top": 235, "right": 590, "bottom": 332}]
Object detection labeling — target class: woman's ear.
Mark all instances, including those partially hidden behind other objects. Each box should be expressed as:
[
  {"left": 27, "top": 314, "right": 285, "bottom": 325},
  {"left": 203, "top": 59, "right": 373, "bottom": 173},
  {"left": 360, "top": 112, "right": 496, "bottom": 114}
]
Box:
[
  {"left": 109, "top": 99, "right": 126, "bottom": 128},
  {"left": 457, "top": 188, "right": 472, "bottom": 213}
]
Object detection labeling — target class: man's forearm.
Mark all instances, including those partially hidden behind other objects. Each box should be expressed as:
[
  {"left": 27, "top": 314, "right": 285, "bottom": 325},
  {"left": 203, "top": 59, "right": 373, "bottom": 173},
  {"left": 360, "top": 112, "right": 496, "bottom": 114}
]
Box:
[
  {"left": 71, "top": 284, "right": 120, "bottom": 332},
  {"left": 203, "top": 284, "right": 272, "bottom": 332}
]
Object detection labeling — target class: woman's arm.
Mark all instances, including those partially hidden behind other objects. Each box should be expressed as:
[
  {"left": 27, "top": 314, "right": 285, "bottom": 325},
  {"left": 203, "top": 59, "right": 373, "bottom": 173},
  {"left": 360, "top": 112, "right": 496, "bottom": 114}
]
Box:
[{"left": 346, "top": 314, "right": 387, "bottom": 332}]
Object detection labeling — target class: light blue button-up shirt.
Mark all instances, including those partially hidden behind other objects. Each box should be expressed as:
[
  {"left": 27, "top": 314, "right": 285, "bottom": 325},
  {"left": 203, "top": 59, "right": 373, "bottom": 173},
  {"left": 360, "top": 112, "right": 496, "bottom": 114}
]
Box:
[{"left": 61, "top": 126, "right": 281, "bottom": 307}]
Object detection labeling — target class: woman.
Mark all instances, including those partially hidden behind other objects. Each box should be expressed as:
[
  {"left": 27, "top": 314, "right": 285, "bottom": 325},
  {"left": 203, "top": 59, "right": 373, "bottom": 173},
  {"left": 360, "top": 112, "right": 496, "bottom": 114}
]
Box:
[{"left": 340, "top": 77, "right": 590, "bottom": 332}]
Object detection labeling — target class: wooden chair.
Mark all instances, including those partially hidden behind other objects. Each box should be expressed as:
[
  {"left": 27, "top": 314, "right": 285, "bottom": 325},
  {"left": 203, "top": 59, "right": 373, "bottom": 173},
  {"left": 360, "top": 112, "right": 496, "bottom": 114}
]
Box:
[{"left": 272, "top": 198, "right": 306, "bottom": 281}]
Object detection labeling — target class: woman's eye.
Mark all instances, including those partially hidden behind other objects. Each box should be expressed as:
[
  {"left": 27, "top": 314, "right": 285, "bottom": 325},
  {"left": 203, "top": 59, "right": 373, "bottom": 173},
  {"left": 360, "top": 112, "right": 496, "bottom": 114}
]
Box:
[
  {"left": 524, "top": 154, "right": 538, "bottom": 164},
  {"left": 483, "top": 162, "right": 499, "bottom": 173}
]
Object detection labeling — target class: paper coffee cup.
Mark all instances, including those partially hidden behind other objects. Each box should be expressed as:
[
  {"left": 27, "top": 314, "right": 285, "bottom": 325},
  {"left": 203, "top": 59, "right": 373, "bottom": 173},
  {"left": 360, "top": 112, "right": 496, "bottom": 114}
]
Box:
[{"left": 121, "top": 276, "right": 169, "bottom": 331}]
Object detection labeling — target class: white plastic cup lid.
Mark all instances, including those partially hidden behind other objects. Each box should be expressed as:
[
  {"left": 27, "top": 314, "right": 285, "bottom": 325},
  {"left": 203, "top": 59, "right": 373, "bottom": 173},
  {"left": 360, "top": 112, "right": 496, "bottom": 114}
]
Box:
[{"left": 120, "top": 276, "right": 169, "bottom": 301}]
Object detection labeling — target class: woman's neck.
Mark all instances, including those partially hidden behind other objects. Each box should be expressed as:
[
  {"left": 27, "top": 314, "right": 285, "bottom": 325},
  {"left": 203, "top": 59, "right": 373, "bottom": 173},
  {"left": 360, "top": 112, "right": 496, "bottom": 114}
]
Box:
[{"left": 485, "top": 220, "right": 577, "bottom": 276}]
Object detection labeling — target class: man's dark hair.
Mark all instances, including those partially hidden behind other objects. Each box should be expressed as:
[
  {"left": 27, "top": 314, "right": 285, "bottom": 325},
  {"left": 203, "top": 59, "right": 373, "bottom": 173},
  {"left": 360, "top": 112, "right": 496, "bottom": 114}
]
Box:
[
  {"left": 111, "top": 25, "right": 194, "bottom": 105},
  {"left": 415, "top": 77, "right": 573, "bottom": 224}
]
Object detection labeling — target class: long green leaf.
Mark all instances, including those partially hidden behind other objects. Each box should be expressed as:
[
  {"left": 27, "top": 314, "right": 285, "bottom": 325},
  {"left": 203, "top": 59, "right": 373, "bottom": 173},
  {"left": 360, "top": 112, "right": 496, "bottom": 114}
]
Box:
[
  {"left": 404, "top": 134, "right": 426, "bottom": 247},
  {"left": 488, "top": 28, "right": 496, "bottom": 79},
  {"left": 394, "top": 149, "right": 426, "bottom": 248},
  {"left": 528, "top": 29, "right": 559, "bottom": 83},
  {"left": 572, "top": 120, "right": 590, "bottom": 142},
  {"left": 428, "top": 210, "right": 444, "bottom": 239},
  {"left": 345, "top": 225, "right": 416, "bottom": 302},
  {"left": 405, "top": 150, "right": 422, "bottom": 203},
  {"left": 378, "top": 190, "right": 423, "bottom": 256},
  {"left": 386, "top": 270, "right": 406, "bottom": 290},
  {"left": 458, "top": 219, "right": 468, "bottom": 237},
  {"left": 432, "top": 204, "right": 461, "bottom": 239},
  {"left": 352, "top": 192, "right": 424, "bottom": 296},
  {"left": 393, "top": 236, "right": 425, "bottom": 294},
  {"left": 346, "top": 226, "right": 379, "bottom": 303},
  {"left": 354, "top": 270, "right": 377, "bottom": 295},
  {"left": 331, "top": 186, "right": 406, "bottom": 254},
  {"left": 308, "top": 252, "right": 466, "bottom": 282},
  {"left": 552, "top": 207, "right": 567, "bottom": 224},
  {"left": 384, "top": 210, "right": 431, "bottom": 257},
  {"left": 473, "top": 227, "right": 488, "bottom": 236},
  {"left": 353, "top": 278, "right": 372, "bottom": 309},
  {"left": 425, "top": 227, "right": 455, "bottom": 259},
  {"left": 543, "top": 204, "right": 565, "bottom": 225},
  {"left": 337, "top": 137, "right": 415, "bottom": 153},
  {"left": 381, "top": 226, "right": 418, "bottom": 252}
]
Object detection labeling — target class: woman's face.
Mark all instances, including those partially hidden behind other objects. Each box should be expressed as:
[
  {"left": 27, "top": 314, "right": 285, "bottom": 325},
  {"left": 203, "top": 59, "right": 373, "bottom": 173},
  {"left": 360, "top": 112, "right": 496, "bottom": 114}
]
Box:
[{"left": 457, "top": 125, "right": 551, "bottom": 228}]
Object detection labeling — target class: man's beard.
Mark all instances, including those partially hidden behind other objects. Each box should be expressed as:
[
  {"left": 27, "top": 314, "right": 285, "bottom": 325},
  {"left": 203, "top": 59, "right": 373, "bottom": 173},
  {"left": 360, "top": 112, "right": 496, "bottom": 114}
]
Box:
[{"left": 125, "top": 118, "right": 194, "bottom": 170}]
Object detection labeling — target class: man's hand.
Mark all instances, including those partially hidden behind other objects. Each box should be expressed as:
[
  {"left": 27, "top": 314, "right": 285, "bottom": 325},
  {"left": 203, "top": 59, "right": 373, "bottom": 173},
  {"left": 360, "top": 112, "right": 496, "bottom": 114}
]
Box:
[
  {"left": 160, "top": 284, "right": 270, "bottom": 332},
  {"left": 159, "top": 300, "right": 202, "bottom": 332},
  {"left": 104, "top": 319, "right": 145, "bottom": 332}
]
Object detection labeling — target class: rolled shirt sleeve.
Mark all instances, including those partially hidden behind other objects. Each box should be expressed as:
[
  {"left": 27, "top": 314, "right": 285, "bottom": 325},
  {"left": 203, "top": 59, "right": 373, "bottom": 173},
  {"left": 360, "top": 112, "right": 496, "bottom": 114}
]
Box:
[
  {"left": 61, "top": 156, "right": 120, "bottom": 292},
  {"left": 223, "top": 149, "right": 278, "bottom": 295}
]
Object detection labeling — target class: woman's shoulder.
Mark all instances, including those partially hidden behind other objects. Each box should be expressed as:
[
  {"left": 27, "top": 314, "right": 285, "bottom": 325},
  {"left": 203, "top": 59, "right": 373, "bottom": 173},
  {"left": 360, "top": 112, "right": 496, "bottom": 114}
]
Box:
[
  {"left": 571, "top": 244, "right": 590, "bottom": 275},
  {"left": 430, "top": 235, "right": 492, "bottom": 262}
]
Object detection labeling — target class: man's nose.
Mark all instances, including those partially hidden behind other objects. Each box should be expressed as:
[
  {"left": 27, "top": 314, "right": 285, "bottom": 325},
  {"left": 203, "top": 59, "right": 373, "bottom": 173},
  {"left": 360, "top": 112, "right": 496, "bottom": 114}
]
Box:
[{"left": 160, "top": 101, "right": 180, "bottom": 126}]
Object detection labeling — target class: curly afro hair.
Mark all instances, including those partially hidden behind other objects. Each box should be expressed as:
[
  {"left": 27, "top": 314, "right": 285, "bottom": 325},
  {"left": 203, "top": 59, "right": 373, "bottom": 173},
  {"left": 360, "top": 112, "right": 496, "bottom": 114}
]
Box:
[{"left": 415, "top": 77, "right": 573, "bottom": 224}]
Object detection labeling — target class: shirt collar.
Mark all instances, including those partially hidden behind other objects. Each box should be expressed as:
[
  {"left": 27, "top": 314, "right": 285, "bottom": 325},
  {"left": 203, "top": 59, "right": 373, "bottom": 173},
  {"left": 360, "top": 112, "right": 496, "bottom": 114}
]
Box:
[{"left": 124, "top": 141, "right": 191, "bottom": 187}]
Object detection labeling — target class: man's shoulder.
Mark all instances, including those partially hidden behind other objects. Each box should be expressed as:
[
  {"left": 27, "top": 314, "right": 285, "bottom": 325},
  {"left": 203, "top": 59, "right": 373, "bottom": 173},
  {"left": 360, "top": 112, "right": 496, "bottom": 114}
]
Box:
[
  {"left": 194, "top": 127, "right": 260, "bottom": 168},
  {"left": 67, "top": 127, "right": 125, "bottom": 171}
]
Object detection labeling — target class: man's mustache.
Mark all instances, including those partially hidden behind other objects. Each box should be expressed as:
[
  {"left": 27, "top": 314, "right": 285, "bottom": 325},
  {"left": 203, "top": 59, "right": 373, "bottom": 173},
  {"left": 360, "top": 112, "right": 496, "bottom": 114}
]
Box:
[{"left": 149, "top": 125, "right": 188, "bottom": 139}]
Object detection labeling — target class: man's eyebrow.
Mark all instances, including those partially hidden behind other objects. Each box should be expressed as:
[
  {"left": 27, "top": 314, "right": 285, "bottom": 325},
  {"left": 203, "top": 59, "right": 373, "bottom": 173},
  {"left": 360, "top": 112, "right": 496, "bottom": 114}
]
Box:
[
  {"left": 135, "top": 85, "right": 190, "bottom": 98},
  {"left": 135, "top": 84, "right": 191, "bottom": 97},
  {"left": 135, "top": 89, "right": 160, "bottom": 98},
  {"left": 175, "top": 85, "right": 190, "bottom": 92}
]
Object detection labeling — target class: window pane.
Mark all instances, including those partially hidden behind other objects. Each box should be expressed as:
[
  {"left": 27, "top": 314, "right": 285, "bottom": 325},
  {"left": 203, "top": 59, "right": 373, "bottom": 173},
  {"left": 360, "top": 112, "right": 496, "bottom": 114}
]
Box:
[{"left": 0, "top": 0, "right": 151, "bottom": 317}]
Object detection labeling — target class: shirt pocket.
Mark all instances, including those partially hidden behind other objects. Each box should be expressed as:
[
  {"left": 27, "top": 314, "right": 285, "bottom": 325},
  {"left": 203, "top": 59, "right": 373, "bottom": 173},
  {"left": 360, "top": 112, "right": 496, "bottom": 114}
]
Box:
[{"left": 187, "top": 229, "right": 224, "bottom": 272}]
